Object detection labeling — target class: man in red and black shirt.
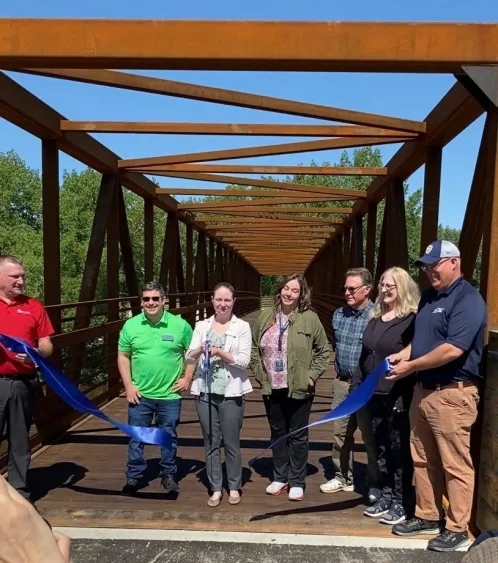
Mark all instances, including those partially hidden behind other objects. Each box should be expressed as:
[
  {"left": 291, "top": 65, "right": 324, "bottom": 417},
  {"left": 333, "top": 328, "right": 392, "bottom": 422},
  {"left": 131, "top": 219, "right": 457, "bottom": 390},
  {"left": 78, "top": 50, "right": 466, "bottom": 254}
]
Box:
[{"left": 0, "top": 255, "right": 54, "bottom": 500}]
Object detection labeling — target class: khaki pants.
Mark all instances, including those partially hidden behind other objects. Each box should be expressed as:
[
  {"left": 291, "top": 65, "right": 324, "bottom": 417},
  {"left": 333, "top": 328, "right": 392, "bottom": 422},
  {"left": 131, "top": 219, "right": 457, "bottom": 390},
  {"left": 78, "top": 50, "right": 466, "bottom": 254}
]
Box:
[
  {"left": 331, "top": 377, "right": 379, "bottom": 488},
  {"left": 410, "top": 382, "right": 479, "bottom": 532}
]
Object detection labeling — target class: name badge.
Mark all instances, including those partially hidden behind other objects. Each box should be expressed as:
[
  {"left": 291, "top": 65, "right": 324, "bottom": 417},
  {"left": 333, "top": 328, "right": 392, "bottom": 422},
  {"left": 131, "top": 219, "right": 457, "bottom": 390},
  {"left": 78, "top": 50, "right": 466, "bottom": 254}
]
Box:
[
  {"left": 162, "top": 334, "right": 174, "bottom": 342},
  {"left": 274, "top": 358, "right": 284, "bottom": 372}
]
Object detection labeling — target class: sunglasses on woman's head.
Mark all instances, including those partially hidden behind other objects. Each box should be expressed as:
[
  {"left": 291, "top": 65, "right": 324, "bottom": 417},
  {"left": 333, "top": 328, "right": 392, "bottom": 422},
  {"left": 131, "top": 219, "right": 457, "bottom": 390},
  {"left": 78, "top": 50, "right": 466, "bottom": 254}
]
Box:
[{"left": 142, "top": 296, "right": 161, "bottom": 302}]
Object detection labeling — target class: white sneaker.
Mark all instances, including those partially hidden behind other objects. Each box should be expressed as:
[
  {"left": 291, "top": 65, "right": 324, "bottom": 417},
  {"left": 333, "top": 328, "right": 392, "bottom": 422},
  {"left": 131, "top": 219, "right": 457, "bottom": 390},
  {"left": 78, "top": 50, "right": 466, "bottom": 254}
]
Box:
[
  {"left": 288, "top": 486, "right": 304, "bottom": 501},
  {"left": 266, "top": 481, "right": 288, "bottom": 495},
  {"left": 319, "top": 477, "right": 354, "bottom": 493}
]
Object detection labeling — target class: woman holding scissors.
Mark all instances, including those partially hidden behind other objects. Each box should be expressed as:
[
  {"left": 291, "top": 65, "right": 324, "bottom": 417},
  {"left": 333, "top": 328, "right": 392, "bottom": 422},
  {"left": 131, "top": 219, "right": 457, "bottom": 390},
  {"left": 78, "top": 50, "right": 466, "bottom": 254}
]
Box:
[
  {"left": 251, "top": 274, "right": 330, "bottom": 501},
  {"left": 184, "top": 282, "right": 252, "bottom": 507}
]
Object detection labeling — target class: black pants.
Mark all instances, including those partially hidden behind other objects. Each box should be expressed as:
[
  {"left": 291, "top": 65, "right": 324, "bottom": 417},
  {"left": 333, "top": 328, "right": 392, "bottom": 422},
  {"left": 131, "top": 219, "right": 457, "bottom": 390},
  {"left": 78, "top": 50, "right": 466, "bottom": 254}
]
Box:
[
  {"left": 0, "top": 375, "right": 38, "bottom": 498},
  {"left": 263, "top": 389, "right": 313, "bottom": 488},
  {"left": 368, "top": 393, "right": 413, "bottom": 508}
]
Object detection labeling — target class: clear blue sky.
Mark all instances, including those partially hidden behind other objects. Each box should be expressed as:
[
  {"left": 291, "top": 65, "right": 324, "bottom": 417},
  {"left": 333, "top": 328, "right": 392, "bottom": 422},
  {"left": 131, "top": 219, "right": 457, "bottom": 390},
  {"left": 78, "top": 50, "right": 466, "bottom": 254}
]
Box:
[{"left": 1, "top": 1, "right": 497, "bottom": 228}]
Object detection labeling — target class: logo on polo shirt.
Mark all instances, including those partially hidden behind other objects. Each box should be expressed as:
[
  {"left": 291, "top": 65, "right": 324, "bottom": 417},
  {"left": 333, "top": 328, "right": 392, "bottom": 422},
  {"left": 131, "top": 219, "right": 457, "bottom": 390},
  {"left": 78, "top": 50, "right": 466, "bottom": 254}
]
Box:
[
  {"left": 16, "top": 308, "right": 32, "bottom": 316},
  {"left": 425, "top": 244, "right": 433, "bottom": 254},
  {"left": 432, "top": 308, "right": 444, "bottom": 314}
]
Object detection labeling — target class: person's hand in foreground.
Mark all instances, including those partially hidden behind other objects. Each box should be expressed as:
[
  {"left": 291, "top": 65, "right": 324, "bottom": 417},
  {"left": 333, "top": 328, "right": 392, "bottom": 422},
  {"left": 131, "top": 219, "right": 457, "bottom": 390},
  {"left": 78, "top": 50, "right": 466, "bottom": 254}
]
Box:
[{"left": 0, "top": 475, "right": 71, "bottom": 562}]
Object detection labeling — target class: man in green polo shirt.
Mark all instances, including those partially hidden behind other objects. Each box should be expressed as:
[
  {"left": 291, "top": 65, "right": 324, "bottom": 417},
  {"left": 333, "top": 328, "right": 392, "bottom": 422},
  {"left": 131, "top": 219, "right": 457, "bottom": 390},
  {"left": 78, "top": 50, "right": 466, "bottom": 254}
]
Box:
[{"left": 117, "top": 281, "right": 193, "bottom": 494}]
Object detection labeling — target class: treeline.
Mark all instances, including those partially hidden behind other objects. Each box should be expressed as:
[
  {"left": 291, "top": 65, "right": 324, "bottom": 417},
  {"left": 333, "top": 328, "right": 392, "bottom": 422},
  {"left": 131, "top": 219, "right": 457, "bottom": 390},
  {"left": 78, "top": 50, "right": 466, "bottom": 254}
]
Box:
[{"left": 0, "top": 148, "right": 478, "bottom": 303}]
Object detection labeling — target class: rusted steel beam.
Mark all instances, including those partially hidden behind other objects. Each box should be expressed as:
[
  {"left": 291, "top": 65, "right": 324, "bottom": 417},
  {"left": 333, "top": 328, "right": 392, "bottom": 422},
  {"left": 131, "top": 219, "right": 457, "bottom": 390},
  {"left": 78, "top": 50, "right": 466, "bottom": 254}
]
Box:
[
  {"left": 481, "top": 106, "right": 498, "bottom": 328},
  {"left": 208, "top": 225, "right": 334, "bottom": 232},
  {"left": 153, "top": 171, "right": 366, "bottom": 198},
  {"left": 156, "top": 187, "right": 363, "bottom": 199},
  {"left": 42, "top": 139, "right": 61, "bottom": 333},
  {"left": 119, "top": 136, "right": 412, "bottom": 168},
  {"left": 181, "top": 199, "right": 353, "bottom": 211},
  {"left": 136, "top": 164, "right": 388, "bottom": 175},
  {"left": 346, "top": 81, "right": 484, "bottom": 232},
  {"left": 60, "top": 121, "right": 418, "bottom": 138},
  {"left": 4, "top": 20, "right": 498, "bottom": 72},
  {"left": 144, "top": 199, "right": 154, "bottom": 281},
  {"left": 419, "top": 146, "right": 442, "bottom": 287},
  {"left": 20, "top": 68, "right": 425, "bottom": 133},
  {"left": 365, "top": 202, "right": 377, "bottom": 275},
  {"left": 0, "top": 71, "right": 178, "bottom": 212},
  {"left": 197, "top": 215, "right": 342, "bottom": 224},
  {"left": 117, "top": 186, "right": 140, "bottom": 314}
]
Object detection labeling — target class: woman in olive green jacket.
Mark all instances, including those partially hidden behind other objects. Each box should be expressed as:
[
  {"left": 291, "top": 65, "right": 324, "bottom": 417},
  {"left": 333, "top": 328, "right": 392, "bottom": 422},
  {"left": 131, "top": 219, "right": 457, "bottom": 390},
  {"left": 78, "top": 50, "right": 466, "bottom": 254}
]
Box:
[{"left": 251, "top": 274, "right": 330, "bottom": 501}]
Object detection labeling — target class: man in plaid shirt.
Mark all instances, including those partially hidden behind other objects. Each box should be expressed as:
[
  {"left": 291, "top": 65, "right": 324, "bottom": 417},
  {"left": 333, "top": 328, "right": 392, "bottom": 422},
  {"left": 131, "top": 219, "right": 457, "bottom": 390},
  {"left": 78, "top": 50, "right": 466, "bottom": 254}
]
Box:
[{"left": 320, "top": 267, "right": 380, "bottom": 503}]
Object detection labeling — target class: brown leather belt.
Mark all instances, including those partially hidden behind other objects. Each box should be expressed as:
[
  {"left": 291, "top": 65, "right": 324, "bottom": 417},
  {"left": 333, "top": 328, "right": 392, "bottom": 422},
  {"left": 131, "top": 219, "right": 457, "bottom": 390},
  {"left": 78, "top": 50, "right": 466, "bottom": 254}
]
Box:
[{"left": 419, "top": 380, "right": 477, "bottom": 391}]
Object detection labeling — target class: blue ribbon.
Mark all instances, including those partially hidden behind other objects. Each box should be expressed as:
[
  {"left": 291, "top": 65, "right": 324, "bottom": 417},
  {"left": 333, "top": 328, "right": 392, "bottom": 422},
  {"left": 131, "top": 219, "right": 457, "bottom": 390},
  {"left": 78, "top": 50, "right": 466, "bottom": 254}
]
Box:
[
  {"left": 0, "top": 334, "right": 173, "bottom": 448},
  {"left": 249, "top": 358, "right": 390, "bottom": 466}
]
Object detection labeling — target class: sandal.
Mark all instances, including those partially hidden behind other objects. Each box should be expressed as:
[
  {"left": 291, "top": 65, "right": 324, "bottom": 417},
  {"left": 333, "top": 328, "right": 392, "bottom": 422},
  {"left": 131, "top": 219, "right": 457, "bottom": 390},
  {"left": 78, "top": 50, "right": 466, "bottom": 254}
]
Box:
[
  {"left": 228, "top": 492, "right": 241, "bottom": 505},
  {"left": 207, "top": 493, "right": 223, "bottom": 507}
]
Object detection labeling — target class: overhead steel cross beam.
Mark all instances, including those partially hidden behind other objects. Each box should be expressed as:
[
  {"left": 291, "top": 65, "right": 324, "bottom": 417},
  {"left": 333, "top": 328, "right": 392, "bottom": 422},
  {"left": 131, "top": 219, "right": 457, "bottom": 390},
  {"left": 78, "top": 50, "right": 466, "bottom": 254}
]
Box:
[
  {"left": 131, "top": 165, "right": 388, "bottom": 175},
  {"left": 60, "top": 122, "right": 417, "bottom": 138},
  {"left": 156, "top": 188, "right": 359, "bottom": 200},
  {"left": 3, "top": 20, "right": 498, "bottom": 73},
  {"left": 15, "top": 68, "right": 425, "bottom": 134},
  {"left": 153, "top": 171, "right": 366, "bottom": 198},
  {"left": 119, "top": 136, "right": 413, "bottom": 168}
]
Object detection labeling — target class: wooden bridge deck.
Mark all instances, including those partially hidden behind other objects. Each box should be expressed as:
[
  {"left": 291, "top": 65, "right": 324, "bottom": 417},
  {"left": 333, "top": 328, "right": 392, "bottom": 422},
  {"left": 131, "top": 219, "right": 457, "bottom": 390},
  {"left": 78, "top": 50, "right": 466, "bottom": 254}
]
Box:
[{"left": 29, "top": 311, "right": 407, "bottom": 539}]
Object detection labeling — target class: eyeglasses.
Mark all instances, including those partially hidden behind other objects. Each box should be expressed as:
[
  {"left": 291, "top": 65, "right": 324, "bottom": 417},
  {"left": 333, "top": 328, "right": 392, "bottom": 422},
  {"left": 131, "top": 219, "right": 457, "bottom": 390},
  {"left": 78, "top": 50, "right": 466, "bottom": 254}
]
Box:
[
  {"left": 420, "top": 258, "right": 450, "bottom": 273},
  {"left": 341, "top": 285, "right": 367, "bottom": 295},
  {"left": 142, "top": 296, "right": 162, "bottom": 302},
  {"left": 378, "top": 283, "right": 397, "bottom": 291}
]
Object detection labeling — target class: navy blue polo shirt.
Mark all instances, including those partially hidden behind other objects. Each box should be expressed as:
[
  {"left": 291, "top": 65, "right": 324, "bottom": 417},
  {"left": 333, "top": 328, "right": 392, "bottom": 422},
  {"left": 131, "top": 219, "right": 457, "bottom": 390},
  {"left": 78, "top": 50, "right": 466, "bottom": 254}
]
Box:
[{"left": 411, "top": 276, "right": 487, "bottom": 387}]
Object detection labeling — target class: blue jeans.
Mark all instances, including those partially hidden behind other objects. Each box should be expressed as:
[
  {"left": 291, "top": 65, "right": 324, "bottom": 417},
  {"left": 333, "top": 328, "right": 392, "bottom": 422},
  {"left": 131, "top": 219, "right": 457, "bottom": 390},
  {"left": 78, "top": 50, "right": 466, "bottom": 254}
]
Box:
[{"left": 126, "top": 397, "right": 181, "bottom": 481}]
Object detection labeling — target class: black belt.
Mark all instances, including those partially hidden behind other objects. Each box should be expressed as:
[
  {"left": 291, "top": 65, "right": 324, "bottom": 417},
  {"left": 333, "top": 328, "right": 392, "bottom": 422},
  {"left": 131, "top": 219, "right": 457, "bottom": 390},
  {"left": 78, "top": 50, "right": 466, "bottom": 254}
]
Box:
[{"left": 0, "top": 373, "right": 37, "bottom": 380}]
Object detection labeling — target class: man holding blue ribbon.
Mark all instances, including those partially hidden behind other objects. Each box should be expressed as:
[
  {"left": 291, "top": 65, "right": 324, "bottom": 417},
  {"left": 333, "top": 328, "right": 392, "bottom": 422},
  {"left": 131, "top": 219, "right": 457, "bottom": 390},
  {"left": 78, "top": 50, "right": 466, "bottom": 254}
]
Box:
[
  {"left": 118, "top": 281, "right": 193, "bottom": 495},
  {"left": 388, "top": 241, "right": 486, "bottom": 553},
  {"left": 0, "top": 255, "right": 54, "bottom": 501}
]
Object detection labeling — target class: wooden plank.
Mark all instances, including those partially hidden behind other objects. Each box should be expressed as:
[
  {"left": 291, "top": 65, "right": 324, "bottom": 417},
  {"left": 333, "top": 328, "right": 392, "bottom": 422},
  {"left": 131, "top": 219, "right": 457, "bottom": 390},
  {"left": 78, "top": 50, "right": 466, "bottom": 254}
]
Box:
[
  {"left": 19, "top": 68, "right": 425, "bottom": 133},
  {"left": 119, "top": 136, "right": 411, "bottom": 168},
  {"left": 4, "top": 20, "right": 498, "bottom": 72},
  {"left": 60, "top": 121, "right": 418, "bottom": 137}
]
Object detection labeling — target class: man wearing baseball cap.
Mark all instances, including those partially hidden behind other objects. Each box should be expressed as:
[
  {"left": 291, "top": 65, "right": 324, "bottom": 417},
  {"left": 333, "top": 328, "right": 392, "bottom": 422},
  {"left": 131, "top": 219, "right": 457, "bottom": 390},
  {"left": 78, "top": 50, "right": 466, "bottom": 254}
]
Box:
[{"left": 385, "top": 240, "right": 487, "bottom": 552}]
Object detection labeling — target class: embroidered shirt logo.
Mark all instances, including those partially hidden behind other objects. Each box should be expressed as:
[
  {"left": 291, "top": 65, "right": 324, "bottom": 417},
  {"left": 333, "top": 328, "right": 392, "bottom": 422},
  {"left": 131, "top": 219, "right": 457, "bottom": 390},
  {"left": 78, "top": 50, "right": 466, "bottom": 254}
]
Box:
[
  {"left": 16, "top": 309, "right": 32, "bottom": 315},
  {"left": 432, "top": 308, "right": 444, "bottom": 314}
]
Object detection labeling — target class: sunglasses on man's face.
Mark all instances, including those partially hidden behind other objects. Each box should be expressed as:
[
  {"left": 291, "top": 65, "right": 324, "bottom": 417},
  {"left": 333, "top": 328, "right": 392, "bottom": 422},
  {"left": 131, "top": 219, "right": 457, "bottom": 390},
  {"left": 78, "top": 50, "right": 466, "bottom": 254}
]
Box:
[{"left": 142, "top": 296, "right": 162, "bottom": 303}]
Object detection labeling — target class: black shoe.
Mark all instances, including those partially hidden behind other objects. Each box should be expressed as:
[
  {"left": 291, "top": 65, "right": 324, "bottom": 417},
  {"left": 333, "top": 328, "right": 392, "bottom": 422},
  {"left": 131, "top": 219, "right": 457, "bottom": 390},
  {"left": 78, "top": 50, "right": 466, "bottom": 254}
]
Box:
[
  {"left": 379, "top": 503, "right": 406, "bottom": 525},
  {"left": 368, "top": 487, "right": 382, "bottom": 504},
  {"left": 122, "top": 479, "right": 139, "bottom": 495},
  {"left": 161, "top": 475, "right": 179, "bottom": 493},
  {"left": 363, "top": 497, "right": 391, "bottom": 518},
  {"left": 393, "top": 517, "right": 444, "bottom": 536},
  {"left": 428, "top": 529, "right": 471, "bottom": 552}
]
